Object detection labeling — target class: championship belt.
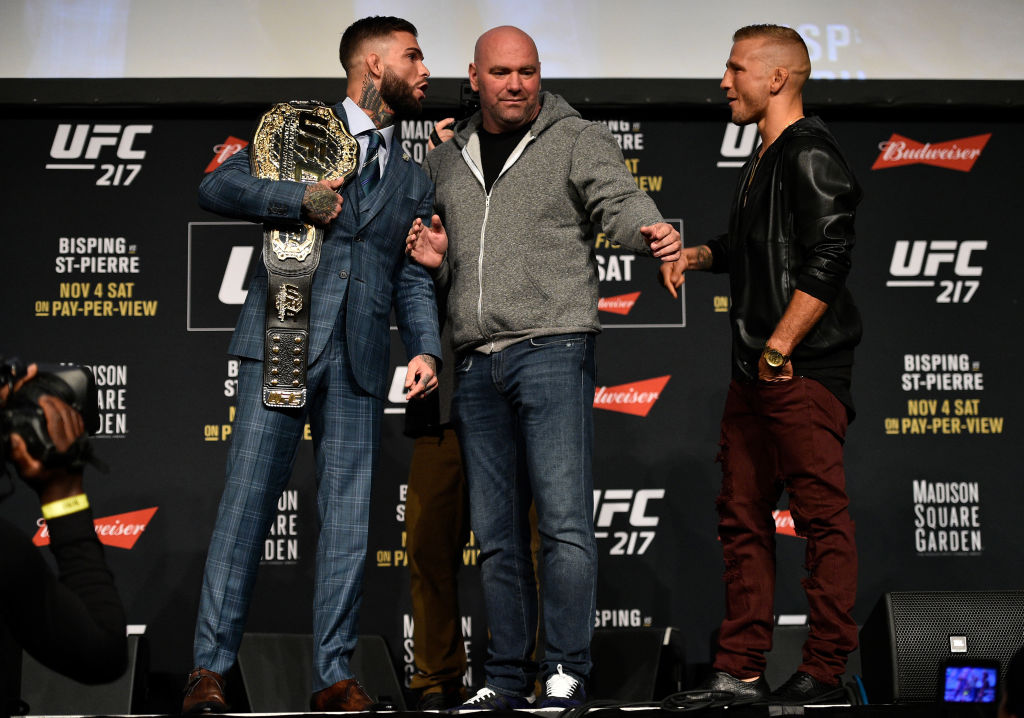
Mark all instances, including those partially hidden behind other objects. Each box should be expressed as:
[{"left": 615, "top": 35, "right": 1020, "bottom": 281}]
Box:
[{"left": 250, "top": 100, "right": 357, "bottom": 408}]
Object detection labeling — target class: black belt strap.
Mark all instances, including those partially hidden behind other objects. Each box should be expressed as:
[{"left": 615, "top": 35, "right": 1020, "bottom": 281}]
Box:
[{"left": 249, "top": 100, "right": 357, "bottom": 408}]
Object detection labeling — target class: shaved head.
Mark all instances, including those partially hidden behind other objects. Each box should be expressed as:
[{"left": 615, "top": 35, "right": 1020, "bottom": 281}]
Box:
[
  {"left": 733, "top": 24, "right": 811, "bottom": 92},
  {"left": 474, "top": 25, "right": 539, "bottom": 67},
  {"left": 721, "top": 23, "right": 810, "bottom": 147},
  {"left": 470, "top": 25, "right": 542, "bottom": 133}
]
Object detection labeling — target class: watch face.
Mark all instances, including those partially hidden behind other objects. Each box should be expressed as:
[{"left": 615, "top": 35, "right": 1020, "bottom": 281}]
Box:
[{"left": 765, "top": 348, "right": 785, "bottom": 367}]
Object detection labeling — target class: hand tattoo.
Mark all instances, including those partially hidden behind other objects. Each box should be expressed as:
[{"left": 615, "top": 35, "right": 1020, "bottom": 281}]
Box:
[
  {"left": 419, "top": 355, "right": 437, "bottom": 374},
  {"left": 303, "top": 186, "right": 338, "bottom": 225},
  {"left": 694, "top": 245, "right": 713, "bottom": 270},
  {"left": 359, "top": 75, "right": 394, "bottom": 128}
]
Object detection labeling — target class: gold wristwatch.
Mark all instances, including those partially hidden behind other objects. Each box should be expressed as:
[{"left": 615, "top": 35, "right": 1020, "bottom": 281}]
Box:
[{"left": 762, "top": 345, "right": 790, "bottom": 369}]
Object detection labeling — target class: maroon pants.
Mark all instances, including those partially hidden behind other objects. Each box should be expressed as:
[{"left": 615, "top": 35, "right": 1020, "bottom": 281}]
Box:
[{"left": 712, "top": 378, "right": 857, "bottom": 685}]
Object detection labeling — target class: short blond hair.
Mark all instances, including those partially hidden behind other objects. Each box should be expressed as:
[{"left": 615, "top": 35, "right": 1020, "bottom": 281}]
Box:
[{"left": 733, "top": 24, "right": 808, "bottom": 56}]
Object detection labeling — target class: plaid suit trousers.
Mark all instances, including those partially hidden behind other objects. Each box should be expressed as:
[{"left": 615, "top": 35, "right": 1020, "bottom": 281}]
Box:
[{"left": 193, "top": 308, "right": 382, "bottom": 691}]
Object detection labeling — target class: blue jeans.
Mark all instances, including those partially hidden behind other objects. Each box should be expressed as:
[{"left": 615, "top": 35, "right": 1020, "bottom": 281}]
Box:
[{"left": 452, "top": 333, "right": 598, "bottom": 695}]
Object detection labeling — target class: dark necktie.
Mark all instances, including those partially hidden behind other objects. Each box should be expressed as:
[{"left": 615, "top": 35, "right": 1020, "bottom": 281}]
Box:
[{"left": 358, "top": 130, "right": 384, "bottom": 197}]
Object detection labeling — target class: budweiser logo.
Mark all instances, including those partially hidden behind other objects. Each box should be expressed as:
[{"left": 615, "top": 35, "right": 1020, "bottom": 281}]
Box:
[
  {"left": 772, "top": 509, "right": 804, "bottom": 538},
  {"left": 33, "top": 507, "right": 158, "bottom": 550},
  {"left": 872, "top": 133, "right": 990, "bottom": 172},
  {"left": 593, "top": 375, "right": 669, "bottom": 417},
  {"left": 598, "top": 291, "right": 640, "bottom": 315},
  {"left": 205, "top": 136, "right": 248, "bottom": 173}
]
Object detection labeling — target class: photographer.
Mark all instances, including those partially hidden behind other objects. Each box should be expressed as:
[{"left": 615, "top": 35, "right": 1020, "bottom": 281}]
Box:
[{"left": 1, "top": 363, "right": 126, "bottom": 717}]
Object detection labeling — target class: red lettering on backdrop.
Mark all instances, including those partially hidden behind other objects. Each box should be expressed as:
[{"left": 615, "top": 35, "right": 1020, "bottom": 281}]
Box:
[
  {"left": 593, "top": 376, "right": 670, "bottom": 417},
  {"left": 33, "top": 507, "right": 159, "bottom": 549},
  {"left": 205, "top": 136, "right": 248, "bottom": 173},
  {"left": 871, "top": 133, "right": 990, "bottom": 172},
  {"left": 598, "top": 291, "right": 641, "bottom": 315}
]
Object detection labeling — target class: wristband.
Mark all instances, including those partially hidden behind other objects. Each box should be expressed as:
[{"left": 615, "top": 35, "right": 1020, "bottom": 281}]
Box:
[{"left": 41, "top": 494, "right": 90, "bottom": 519}]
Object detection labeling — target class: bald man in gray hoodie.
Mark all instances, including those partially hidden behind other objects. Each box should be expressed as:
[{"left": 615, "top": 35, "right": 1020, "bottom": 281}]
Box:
[{"left": 406, "top": 25, "right": 679, "bottom": 711}]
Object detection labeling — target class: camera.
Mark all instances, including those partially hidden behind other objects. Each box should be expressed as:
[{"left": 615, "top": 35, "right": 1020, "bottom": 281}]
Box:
[
  {"left": 1, "top": 356, "right": 100, "bottom": 468},
  {"left": 458, "top": 79, "right": 480, "bottom": 121}
]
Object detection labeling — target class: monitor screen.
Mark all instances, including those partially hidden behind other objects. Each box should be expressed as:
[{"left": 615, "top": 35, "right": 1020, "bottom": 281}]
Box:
[{"left": 942, "top": 665, "right": 999, "bottom": 704}]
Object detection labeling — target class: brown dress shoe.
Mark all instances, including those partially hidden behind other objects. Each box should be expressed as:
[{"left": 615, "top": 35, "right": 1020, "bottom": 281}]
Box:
[
  {"left": 310, "top": 678, "right": 375, "bottom": 711},
  {"left": 182, "top": 668, "right": 228, "bottom": 714}
]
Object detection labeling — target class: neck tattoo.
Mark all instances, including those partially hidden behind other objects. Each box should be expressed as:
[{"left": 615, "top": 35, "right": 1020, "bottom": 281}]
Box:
[{"left": 358, "top": 75, "right": 394, "bottom": 128}]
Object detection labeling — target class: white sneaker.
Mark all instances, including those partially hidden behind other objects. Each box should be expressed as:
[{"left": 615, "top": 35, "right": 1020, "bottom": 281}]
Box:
[
  {"left": 452, "top": 686, "right": 536, "bottom": 711},
  {"left": 539, "top": 664, "right": 586, "bottom": 709}
]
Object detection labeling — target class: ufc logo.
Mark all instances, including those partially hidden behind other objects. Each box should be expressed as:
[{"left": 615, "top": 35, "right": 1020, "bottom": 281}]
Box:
[
  {"left": 717, "top": 124, "right": 758, "bottom": 167},
  {"left": 294, "top": 113, "right": 333, "bottom": 169},
  {"left": 593, "top": 489, "right": 664, "bottom": 528},
  {"left": 219, "top": 246, "right": 256, "bottom": 304},
  {"left": 50, "top": 124, "right": 152, "bottom": 161},
  {"left": 889, "top": 240, "right": 986, "bottom": 278},
  {"left": 388, "top": 367, "right": 410, "bottom": 404}
]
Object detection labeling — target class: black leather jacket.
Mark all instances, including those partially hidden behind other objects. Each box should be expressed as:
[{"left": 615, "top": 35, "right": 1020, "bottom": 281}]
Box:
[{"left": 707, "top": 116, "right": 862, "bottom": 395}]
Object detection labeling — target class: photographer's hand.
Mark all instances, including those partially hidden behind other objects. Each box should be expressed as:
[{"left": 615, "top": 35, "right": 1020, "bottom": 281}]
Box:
[
  {"left": 8, "top": 394, "right": 85, "bottom": 504},
  {"left": 0, "top": 361, "right": 37, "bottom": 403}
]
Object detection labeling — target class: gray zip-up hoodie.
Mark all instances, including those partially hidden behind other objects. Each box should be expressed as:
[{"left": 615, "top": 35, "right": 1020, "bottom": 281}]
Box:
[{"left": 423, "top": 91, "right": 664, "bottom": 353}]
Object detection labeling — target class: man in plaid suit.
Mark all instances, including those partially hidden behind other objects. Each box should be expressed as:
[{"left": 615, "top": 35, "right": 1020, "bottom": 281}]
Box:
[{"left": 183, "top": 16, "right": 441, "bottom": 714}]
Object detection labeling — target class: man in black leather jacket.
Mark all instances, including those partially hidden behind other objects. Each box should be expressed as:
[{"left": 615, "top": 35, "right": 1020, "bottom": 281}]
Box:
[{"left": 662, "top": 24, "right": 861, "bottom": 706}]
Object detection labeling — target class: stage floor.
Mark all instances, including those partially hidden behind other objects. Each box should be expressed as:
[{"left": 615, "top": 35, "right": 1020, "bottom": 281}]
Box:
[{"left": 20, "top": 704, "right": 998, "bottom": 718}]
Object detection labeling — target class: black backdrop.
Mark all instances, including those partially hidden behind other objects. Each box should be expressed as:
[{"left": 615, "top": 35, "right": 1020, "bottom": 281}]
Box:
[{"left": 1, "top": 77, "right": 1021, "bottom": 704}]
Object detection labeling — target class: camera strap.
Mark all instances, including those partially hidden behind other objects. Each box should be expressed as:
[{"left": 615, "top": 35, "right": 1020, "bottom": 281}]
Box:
[{"left": 56, "top": 434, "right": 108, "bottom": 474}]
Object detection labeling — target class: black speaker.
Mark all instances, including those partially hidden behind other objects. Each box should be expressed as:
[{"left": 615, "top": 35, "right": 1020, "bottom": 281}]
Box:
[
  {"left": 589, "top": 627, "right": 684, "bottom": 700},
  {"left": 19, "top": 634, "right": 148, "bottom": 714},
  {"left": 351, "top": 634, "right": 407, "bottom": 710},
  {"left": 860, "top": 590, "right": 1024, "bottom": 703},
  {"left": 237, "top": 633, "right": 406, "bottom": 711}
]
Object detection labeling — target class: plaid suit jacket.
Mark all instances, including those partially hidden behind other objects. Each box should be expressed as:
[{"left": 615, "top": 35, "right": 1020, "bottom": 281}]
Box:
[{"left": 198, "top": 102, "right": 441, "bottom": 399}]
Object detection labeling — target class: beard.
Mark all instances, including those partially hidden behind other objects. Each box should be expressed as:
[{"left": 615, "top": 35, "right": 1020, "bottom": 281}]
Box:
[
  {"left": 379, "top": 67, "right": 423, "bottom": 120},
  {"left": 729, "top": 86, "right": 770, "bottom": 126}
]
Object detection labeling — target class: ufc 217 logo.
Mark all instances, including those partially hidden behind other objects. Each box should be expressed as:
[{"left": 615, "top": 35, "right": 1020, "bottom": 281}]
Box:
[
  {"left": 47, "top": 124, "right": 152, "bottom": 186},
  {"left": 887, "top": 239, "right": 986, "bottom": 303},
  {"left": 593, "top": 488, "right": 664, "bottom": 555}
]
